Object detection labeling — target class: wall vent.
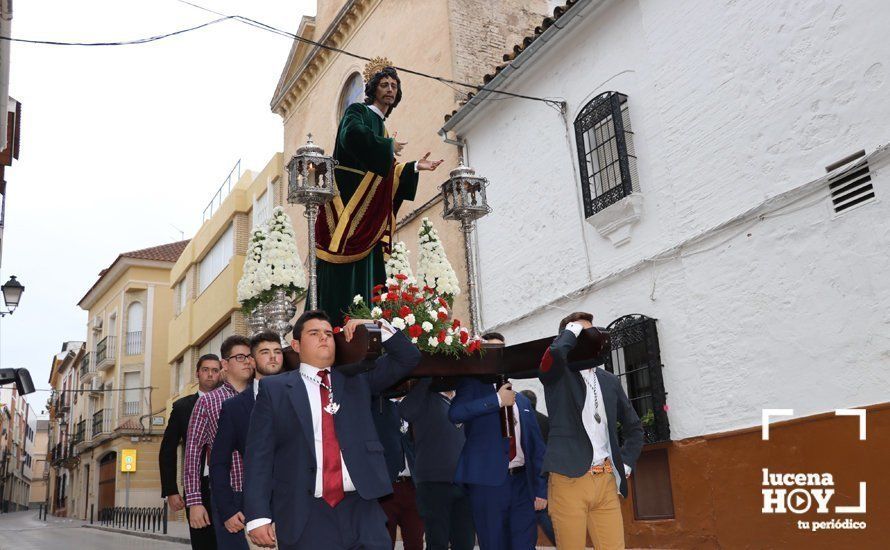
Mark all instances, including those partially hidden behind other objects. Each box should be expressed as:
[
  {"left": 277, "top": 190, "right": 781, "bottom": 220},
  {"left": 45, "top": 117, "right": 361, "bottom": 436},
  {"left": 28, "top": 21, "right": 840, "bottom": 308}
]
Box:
[{"left": 826, "top": 150, "right": 875, "bottom": 214}]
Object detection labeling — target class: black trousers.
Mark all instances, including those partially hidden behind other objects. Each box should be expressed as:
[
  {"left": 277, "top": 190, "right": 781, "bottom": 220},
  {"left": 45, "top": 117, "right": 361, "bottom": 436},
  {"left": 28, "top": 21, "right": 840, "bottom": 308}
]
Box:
[
  {"left": 185, "top": 476, "right": 218, "bottom": 550},
  {"left": 414, "top": 481, "right": 475, "bottom": 550},
  {"left": 280, "top": 493, "right": 390, "bottom": 550}
]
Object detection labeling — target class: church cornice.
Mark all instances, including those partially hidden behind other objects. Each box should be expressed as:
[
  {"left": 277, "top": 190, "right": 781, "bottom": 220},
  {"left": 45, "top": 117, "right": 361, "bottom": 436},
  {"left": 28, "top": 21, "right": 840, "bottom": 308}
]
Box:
[{"left": 271, "top": 0, "right": 378, "bottom": 118}]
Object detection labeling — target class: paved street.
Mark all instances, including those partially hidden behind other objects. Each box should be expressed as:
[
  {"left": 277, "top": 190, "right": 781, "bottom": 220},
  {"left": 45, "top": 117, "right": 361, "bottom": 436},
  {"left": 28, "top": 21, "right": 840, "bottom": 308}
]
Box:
[{"left": 0, "top": 510, "right": 186, "bottom": 549}]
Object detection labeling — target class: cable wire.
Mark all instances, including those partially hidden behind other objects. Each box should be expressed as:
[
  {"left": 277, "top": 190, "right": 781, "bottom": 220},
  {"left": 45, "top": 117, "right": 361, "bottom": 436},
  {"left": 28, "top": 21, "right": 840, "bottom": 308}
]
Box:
[{"left": 0, "top": 16, "right": 234, "bottom": 47}]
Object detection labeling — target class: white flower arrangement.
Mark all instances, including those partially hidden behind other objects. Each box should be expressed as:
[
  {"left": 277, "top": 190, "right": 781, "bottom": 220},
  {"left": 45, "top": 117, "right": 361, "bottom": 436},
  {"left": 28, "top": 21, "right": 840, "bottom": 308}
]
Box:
[
  {"left": 384, "top": 241, "right": 414, "bottom": 280},
  {"left": 237, "top": 206, "right": 307, "bottom": 312},
  {"left": 416, "top": 218, "right": 460, "bottom": 300}
]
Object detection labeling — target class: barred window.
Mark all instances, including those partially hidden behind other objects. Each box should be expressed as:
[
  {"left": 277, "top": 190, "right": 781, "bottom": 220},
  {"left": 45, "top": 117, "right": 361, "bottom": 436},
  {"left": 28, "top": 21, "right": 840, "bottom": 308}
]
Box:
[
  {"left": 574, "top": 91, "right": 639, "bottom": 217},
  {"left": 602, "top": 314, "right": 669, "bottom": 445}
]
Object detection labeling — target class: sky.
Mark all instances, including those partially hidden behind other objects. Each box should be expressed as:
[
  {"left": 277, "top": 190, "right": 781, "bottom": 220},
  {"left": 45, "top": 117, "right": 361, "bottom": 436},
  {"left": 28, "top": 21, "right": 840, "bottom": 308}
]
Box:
[{"left": 3, "top": 0, "right": 315, "bottom": 413}]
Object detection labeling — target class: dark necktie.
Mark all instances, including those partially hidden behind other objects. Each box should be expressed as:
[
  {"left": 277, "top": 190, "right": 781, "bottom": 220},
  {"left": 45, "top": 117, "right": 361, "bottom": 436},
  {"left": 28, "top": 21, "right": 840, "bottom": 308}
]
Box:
[
  {"left": 508, "top": 404, "right": 517, "bottom": 462},
  {"left": 319, "top": 370, "right": 344, "bottom": 507}
]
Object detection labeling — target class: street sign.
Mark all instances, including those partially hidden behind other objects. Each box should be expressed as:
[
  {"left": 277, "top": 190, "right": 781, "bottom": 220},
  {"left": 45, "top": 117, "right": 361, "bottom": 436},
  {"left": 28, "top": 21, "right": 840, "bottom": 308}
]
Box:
[{"left": 121, "top": 448, "right": 137, "bottom": 472}]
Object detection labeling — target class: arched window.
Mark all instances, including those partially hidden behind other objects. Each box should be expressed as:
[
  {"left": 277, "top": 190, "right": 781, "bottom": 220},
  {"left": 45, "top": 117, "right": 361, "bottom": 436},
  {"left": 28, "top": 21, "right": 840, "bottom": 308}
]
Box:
[
  {"left": 338, "top": 72, "right": 365, "bottom": 117},
  {"left": 126, "top": 302, "right": 144, "bottom": 355}
]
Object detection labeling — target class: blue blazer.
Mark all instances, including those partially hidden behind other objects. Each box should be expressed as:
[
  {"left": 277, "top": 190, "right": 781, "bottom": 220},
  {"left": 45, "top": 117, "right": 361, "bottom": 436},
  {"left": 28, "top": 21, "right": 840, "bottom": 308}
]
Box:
[
  {"left": 243, "top": 331, "right": 421, "bottom": 546},
  {"left": 209, "top": 384, "right": 254, "bottom": 521},
  {"left": 448, "top": 378, "right": 547, "bottom": 499}
]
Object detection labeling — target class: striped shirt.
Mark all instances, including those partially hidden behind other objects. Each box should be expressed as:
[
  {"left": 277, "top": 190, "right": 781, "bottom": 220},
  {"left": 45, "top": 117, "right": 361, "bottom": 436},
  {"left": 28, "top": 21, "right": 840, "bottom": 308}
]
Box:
[{"left": 184, "top": 382, "right": 241, "bottom": 507}]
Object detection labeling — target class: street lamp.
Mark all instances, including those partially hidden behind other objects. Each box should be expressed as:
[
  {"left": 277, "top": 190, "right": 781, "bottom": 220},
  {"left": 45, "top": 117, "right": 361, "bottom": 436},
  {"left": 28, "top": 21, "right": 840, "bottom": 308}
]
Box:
[
  {"left": 440, "top": 161, "right": 491, "bottom": 335},
  {"left": 0, "top": 276, "right": 23, "bottom": 316},
  {"left": 286, "top": 134, "right": 338, "bottom": 310}
]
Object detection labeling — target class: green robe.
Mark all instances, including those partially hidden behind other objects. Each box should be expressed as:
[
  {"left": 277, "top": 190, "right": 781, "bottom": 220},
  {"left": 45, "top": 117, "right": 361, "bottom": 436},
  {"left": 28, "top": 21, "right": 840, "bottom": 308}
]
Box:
[{"left": 315, "top": 103, "right": 419, "bottom": 325}]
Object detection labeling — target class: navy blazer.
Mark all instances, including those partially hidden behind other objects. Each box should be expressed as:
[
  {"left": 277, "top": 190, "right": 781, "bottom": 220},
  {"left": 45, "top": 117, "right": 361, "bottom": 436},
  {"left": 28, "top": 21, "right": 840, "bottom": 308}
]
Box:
[
  {"left": 539, "top": 329, "right": 643, "bottom": 497},
  {"left": 398, "top": 378, "right": 465, "bottom": 483},
  {"left": 448, "top": 378, "right": 547, "bottom": 499},
  {"left": 209, "top": 384, "right": 255, "bottom": 521},
  {"left": 243, "top": 331, "right": 421, "bottom": 546},
  {"left": 371, "top": 396, "right": 416, "bottom": 482}
]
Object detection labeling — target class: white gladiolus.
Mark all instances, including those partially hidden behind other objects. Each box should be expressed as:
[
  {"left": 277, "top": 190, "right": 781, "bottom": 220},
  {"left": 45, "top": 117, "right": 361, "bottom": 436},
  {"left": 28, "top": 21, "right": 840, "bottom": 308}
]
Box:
[
  {"left": 416, "top": 217, "right": 460, "bottom": 298},
  {"left": 384, "top": 241, "right": 414, "bottom": 280},
  {"left": 421, "top": 321, "right": 433, "bottom": 333}
]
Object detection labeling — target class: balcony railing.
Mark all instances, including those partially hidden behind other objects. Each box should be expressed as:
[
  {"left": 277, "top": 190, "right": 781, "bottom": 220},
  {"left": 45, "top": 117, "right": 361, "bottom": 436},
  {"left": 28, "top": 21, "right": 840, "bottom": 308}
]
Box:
[
  {"left": 96, "top": 336, "right": 116, "bottom": 370},
  {"left": 92, "top": 409, "right": 114, "bottom": 440},
  {"left": 80, "top": 352, "right": 94, "bottom": 379},
  {"left": 123, "top": 401, "right": 140, "bottom": 417},
  {"left": 72, "top": 420, "right": 86, "bottom": 446},
  {"left": 125, "top": 331, "right": 143, "bottom": 355}
]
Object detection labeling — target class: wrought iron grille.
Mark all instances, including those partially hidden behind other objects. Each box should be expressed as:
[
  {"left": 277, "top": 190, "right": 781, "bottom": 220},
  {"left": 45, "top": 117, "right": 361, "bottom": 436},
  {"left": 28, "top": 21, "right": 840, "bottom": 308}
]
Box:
[
  {"left": 602, "top": 314, "right": 670, "bottom": 444},
  {"left": 574, "top": 91, "right": 639, "bottom": 217}
]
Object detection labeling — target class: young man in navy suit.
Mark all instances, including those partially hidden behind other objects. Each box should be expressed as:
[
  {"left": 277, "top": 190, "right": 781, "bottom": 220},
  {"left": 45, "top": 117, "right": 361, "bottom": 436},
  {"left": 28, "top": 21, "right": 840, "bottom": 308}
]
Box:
[
  {"left": 244, "top": 310, "right": 421, "bottom": 550},
  {"left": 448, "top": 333, "right": 547, "bottom": 550},
  {"left": 210, "top": 330, "right": 284, "bottom": 549}
]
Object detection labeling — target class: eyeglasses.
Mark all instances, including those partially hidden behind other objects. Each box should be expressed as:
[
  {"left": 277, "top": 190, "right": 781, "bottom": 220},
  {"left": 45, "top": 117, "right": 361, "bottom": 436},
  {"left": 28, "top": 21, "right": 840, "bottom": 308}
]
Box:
[{"left": 225, "top": 354, "right": 251, "bottom": 363}]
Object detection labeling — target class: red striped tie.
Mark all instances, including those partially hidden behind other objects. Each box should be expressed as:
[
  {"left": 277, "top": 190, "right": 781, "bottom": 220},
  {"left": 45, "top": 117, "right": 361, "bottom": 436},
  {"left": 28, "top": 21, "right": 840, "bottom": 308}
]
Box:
[{"left": 319, "top": 370, "right": 344, "bottom": 507}]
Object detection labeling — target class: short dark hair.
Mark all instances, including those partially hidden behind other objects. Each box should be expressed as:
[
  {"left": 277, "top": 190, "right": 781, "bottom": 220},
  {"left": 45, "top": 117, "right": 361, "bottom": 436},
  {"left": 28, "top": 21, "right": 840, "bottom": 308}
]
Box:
[
  {"left": 520, "top": 389, "right": 537, "bottom": 408},
  {"left": 363, "top": 67, "right": 402, "bottom": 118},
  {"left": 293, "top": 310, "right": 332, "bottom": 341},
  {"left": 481, "top": 332, "right": 505, "bottom": 343},
  {"left": 221, "top": 335, "right": 251, "bottom": 360},
  {"left": 195, "top": 353, "right": 220, "bottom": 372},
  {"left": 250, "top": 331, "right": 282, "bottom": 354},
  {"left": 559, "top": 312, "right": 593, "bottom": 332}
]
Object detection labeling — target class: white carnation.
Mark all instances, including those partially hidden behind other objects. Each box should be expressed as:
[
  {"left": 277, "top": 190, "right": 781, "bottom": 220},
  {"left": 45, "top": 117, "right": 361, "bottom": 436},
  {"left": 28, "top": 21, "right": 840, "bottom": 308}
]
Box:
[
  {"left": 428, "top": 336, "right": 439, "bottom": 347},
  {"left": 405, "top": 314, "right": 416, "bottom": 326},
  {"left": 444, "top": 335, "right": 453, "bottom": 345},
  {"left": 392, "top": 317, "right": 406, "bottom": 330},
  {"left": 371, "top": 307, "right": 383, "bottom": 319},
  {"left": 421, "top": 321, "right": 433, "bottom": 333},
  {"left": 353, "top": 294, "right": 363, "bottom": 304}
]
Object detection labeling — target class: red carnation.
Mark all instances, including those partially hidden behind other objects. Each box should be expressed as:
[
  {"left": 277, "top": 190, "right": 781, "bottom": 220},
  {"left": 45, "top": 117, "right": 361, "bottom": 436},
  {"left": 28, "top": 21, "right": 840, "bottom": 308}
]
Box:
[
  {"left": 387, "top": 292, "right": 399, "bottom": 302},
  {"left": 408, "top": 325, "right": 423, "bottom": 338},
  {"left": 333, "top": 326, "right": 342, "bottom": 334},
  {"left": 437, "top": 330, "right": 447, "bottom": 343},
  {"left": 399, "top": 305, "right": 411, "bottom": 318},
  {"left": 437, "top": 311, "right": 448, "bottom": 321},
  {"left": 373, "top": 284, "right": 384, "bottom": 293},
  {"left": 402, "top": 292, "right": 413, "bottom": 302},
  {"left": 395, "top": 273, "right": 408, "bottom": 281},
  {"left": 423, "top": 286, "right": 435, "bottom": 294},
  {"left": 459, "top": 331, "right": 469, "bottom": 344},
  {"left": 467, "top": 340, "right": 480, "bottom": 353},
  {"left": 452, "top": 319, "right": 461, "bottom": 329},
  {"left": 371, "top": 295, "right": 382, "bottom": 303},
  {"left": 389, "top": 284, "right": 400, "bottom": 292},
  {"left": 343, "top": 315, "right": 350, "bottom": 324},
  {"left": 407, "top": 285, "right": 419, "bottom": 293},
  {"left": 414, "top": 296, "right": 425, "bottom": 304},
  {"left": 383, "top": 309, "right": 394, "bottom": 320},
  {"left": 438, "top": 297, "right": 448, "bottom": 308}
]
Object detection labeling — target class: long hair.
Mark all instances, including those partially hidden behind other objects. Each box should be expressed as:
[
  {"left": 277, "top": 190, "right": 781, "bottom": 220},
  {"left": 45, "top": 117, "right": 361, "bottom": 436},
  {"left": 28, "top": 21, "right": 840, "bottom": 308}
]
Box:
[{"left": 363, "top": 66, "right": 402, "bottom": 118}]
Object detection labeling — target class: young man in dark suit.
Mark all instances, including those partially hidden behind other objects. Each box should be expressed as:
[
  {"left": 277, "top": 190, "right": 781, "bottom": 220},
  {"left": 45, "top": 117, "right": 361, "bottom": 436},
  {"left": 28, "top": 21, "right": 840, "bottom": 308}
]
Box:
[
  {"left": 371, "top": 396, "right": 423, "bottom": 550},
  {"left": 448, "top": 333, "right": 547, "bottom": 550},
  {"left": 399, "top": 378, "right": 475, "bottom": 550},
  {"left": 159, "top": 354, "right": 222, "bottom": 550},
  {"left": 211, "top": 331, "right": 284, "bottom": 549},
  {"left": 244, "top": 310, "right": 421, "bottom": 550},
  {"left": 539, "top": 312, "right": 644, "bottom": 550}
]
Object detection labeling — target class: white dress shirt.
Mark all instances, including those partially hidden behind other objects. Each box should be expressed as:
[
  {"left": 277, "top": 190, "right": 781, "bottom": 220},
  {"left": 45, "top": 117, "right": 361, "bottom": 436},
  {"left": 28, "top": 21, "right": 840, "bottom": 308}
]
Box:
[
  {"left": 247, "top": 320, "right": 397, "bottom": 533},
  {"left": 565, "top": 322, "right": 632, "bottom": 493}
]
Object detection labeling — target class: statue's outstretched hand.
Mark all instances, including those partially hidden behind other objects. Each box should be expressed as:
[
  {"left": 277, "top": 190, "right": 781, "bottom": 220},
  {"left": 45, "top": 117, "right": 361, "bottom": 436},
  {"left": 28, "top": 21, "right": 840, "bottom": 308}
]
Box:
[{"left": 417, "top": 152, "right": 444, "bottom": 171}]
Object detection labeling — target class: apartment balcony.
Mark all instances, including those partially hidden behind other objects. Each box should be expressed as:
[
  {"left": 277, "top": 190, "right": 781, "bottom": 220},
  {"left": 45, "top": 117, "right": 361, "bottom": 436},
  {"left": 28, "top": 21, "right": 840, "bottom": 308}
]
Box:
[
  {"left": 95, "top": 336, "right": 116, "bottom": 371},
  {"left": 91, "top": 409, "right": 115, "bottom": 444},
  {"left": 122, "top": 400, "right": 141, "bottom": 417},
  {"left": 80, "top": 351, "right": 96, "bottom": 382},
  {"left": 125, "top": 331, "right": 143, "bottom": 355}
]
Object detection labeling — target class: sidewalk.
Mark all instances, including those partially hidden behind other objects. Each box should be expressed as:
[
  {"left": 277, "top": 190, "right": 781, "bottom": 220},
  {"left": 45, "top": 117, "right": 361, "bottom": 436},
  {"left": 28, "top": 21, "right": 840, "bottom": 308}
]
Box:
[{"left": 82, "top": 517, "right": 190, "bottom": 545}]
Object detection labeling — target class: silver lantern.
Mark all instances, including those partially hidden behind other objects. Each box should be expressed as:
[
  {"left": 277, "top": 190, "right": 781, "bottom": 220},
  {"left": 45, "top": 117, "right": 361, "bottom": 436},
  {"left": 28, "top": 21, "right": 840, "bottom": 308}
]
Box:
[
  {"left": 286, "top": 134, "right": 338, "bottom": 310},
  {"left": 440, "top": 161, "right": 492, "bottom": 335}
]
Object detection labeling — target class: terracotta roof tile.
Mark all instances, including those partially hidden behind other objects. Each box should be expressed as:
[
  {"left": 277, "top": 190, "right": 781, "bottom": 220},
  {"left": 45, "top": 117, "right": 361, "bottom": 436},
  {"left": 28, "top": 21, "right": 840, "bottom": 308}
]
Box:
[{"left": 120, "top": 239, "right": 190, "bottom": 263}]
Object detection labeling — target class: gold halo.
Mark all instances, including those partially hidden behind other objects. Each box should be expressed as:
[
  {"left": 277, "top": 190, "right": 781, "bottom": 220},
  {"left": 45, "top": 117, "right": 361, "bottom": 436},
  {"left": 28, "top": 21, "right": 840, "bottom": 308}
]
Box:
[{"left": 363, "top": 56, "right": 393, "bottom": 82}]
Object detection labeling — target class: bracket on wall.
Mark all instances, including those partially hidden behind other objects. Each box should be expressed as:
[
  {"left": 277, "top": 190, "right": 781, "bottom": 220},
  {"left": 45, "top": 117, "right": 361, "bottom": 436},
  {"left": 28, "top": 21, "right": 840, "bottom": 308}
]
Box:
[{"left": 585, "top": 193, "right": 644, "bottom": 247}]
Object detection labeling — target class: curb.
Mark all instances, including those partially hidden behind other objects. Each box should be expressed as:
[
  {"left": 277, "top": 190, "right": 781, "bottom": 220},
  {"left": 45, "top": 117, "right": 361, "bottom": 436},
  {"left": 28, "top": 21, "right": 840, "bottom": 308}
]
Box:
[{"left": 81, "top": 524, "right": 190, "bottom": 545}]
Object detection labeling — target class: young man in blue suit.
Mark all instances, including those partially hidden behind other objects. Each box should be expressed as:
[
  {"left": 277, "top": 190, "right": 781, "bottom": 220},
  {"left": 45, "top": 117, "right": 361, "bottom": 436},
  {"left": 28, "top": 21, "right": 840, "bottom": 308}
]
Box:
[
  {"left": 244, "top": 310, "right": 421, "bottom": 550},
  {"left": 210, "top": 330, "right": 284, "bottom": 549},
  {"left": 449, "top": 333, "right": 547, "bottom": 550}
]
